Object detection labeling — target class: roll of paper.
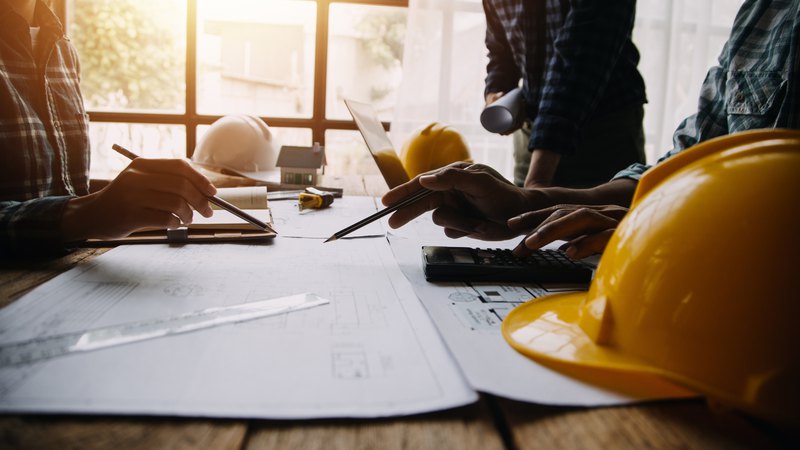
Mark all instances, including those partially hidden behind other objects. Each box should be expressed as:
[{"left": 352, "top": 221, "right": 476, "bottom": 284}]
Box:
[{"left": 480, "top": 87, "right": 524, "bottom": 134}]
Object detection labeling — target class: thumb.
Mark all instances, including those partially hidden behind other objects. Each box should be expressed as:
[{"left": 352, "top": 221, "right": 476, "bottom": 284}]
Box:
[{"left": 419, "top": 166, "right": 498, "bottom": 199}]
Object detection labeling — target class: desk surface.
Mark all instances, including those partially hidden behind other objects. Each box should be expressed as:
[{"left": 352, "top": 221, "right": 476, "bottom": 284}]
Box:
[{"left": 0, "top": 175, "right": 794, "bottom": 449}]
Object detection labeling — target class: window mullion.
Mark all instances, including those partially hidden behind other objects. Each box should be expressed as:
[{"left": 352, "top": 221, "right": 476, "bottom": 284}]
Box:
[
  {"left": 186, "top": 0, "right": 198, "bottom": 157},
  {"left": 313, "top": 0, "right": 331, "bottom": 146}
]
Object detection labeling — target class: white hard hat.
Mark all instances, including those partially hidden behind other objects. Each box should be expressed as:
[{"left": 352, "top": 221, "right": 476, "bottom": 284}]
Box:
[{"left": 192, "top": 115, "right": 280, "bottom": 182}]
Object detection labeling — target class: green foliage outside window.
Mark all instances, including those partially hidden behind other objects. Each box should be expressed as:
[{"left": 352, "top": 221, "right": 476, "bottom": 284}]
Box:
[
  {"left": 357, "top": 11, "right": 405, "bottom": 103},
  {"left": 69, "top": 0, "right": 185, "bottom": 111},
  {"left": 357, "top": 11, "right": 405, "bottom": 69}
]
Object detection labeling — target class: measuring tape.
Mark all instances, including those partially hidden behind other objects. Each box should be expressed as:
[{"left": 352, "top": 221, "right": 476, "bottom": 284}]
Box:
[
  {"left": 298, "top": 187, "right": 335, "bottom": 210},
  {"left": 0, "top": 293, "right": 329, "bottom": 368}
]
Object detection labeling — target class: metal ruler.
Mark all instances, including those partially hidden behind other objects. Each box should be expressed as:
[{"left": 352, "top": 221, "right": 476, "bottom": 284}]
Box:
[{"left": 0, "top": 293, "right": 328, "bottom": 368}]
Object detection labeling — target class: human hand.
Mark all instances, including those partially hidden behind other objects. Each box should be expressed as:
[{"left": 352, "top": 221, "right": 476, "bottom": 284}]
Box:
[
  {"left": 485, "top": 91, "right": 505, "bottom": 107},
  {"left": 507, "top": 204, "right": 629, "bottom": 259},
  {"left": 62, "top": 158, "right": 216, "bottom": 241},
  {"left": 382, "top": 162, "right": 547, "bottom": 241}
]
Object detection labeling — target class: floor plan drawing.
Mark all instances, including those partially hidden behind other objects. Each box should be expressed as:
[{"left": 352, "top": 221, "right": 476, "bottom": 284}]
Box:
[
  {"left": 388, "top": 230, "right": 672, "bottom": 407},
  {"left": 0, "top": 238, "right": 476, "bottom": 419},
  {"left": 446, "top": 283, "right": 582, "bottom": 332}
]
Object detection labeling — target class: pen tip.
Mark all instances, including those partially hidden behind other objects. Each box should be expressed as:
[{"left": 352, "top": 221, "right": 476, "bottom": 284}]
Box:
[{"left": 324, "top": 236, "right": 336, "bottom": 243}]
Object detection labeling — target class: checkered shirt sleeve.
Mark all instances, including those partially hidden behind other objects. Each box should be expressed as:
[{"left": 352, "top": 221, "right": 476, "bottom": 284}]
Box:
[{"left": 614, "top": 0, "right": 800, "bottom": 181}]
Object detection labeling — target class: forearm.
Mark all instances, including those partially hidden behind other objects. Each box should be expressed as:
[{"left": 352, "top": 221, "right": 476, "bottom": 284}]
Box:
[
  {"left": 524, "top": 148, "right": 561, "bottom": 187},
  {"left": 522, "top": 178, "right": 639, "bottom": 211},
  {"left": 61, "top": 194, "right": 99, "bottom": 243}
]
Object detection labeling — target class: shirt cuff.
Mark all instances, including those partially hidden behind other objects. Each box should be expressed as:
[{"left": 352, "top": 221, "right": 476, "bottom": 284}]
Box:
[
  {"left": 612, "top": 163, "right": 651, "bottom": 181},
  {"left": 0, "top": 196, "right": 73, "bottom": 256},
  {"left": 529, "top": 114, "right": 580, "bottom": 155}
]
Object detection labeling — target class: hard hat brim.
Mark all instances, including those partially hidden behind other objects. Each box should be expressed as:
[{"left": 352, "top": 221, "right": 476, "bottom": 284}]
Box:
[
  {"left": 191, "top": 161, "right": 281, "bottom": 184},
  {"left": 502, "top": 292, "right": 696, "bottom": 399}
]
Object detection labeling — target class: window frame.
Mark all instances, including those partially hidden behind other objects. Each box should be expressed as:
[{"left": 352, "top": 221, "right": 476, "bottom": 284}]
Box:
[{"left": 64, "top": 0, "right": 408, "bottom": 158}]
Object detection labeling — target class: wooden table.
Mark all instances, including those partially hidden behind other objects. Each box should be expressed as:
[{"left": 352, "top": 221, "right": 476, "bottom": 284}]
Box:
[{"left": 0, "top": 175, "right": 795, "bottom": 449}]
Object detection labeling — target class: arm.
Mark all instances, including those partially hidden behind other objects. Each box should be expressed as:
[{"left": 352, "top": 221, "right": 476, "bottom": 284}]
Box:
[
  {"left": 61, "top": 158, "right": 216, "bottom": 242},
  {"left": 0, "top": 197, "right": 73, "bottom": 255},
  {"left": 611, "top": 44, "right": 732, "bottom": 182},
  {"left": 483, "top": 0, "right": 520, "bottom": 98},
  {"left": 514, "top": 54, "right": 734, "bottom": 255},
  {"left": 525, "top": 0, "right": 638, "bottom": 186},
  {"left": 1, "top": 159, "right": 217, "bottom": 256},
  {"left": 382, "top": 163, "right": 637, "bottom": 241},
  {"left": 514, "top": 26, "right": 737, "bottom": 255}
]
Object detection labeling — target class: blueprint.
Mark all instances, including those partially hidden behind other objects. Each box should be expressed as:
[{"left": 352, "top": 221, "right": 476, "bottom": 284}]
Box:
[
  {"left": 268, "top": 195, "right": 383, "bottom": 239},
  {"left": 0, "top": 238, "right": 475, "bottom": 418},
  {"left": 385, "top": 213, "right": 689, "bottom": 406}
]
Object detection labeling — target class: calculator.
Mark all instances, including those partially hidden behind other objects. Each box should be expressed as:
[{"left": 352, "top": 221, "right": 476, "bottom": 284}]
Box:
[{"left": 421, "top": 246, "right": 593, "bottom": 283}]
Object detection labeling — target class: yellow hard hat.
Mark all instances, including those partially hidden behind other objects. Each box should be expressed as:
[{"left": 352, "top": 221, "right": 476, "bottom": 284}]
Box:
[
  {"left": 400, "top": 123, "right": 472, "bottom": 178},
  {"left": 502, "top": 129, "right": 800, "bottom": 425}
]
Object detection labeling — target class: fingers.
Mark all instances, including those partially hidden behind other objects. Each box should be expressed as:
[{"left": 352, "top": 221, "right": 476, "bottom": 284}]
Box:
[
  {"left": 561, "top": 230, "right": 615, "bottom": 259},
  {"left": 526, "top": 207, "right": 619, "bottom": 249},
  {"left": 512, "top": 206, "right": 624, "bottom": 257},
  {"left": 382, "top": 162, "right": 472, "bottom": 229},
  {"left": 129, "top": 158, "right": 216, "bottom": 196},
  {"left": 119, "top": 161, "right": 214, "bottom": 218},
  {"left": 431, "top": 206, "right": 484, "bottom": 235},
  {"left": 418, "top": 164, "right": 510, "bottom": 200},
  {"left": 443, "top": 228, "right": 470, "bottom": 239},
  {"left": 382, "top": 177, "right": 426, "bottom": 207},
  {"left": 432, "top": 207, "right": 514, "bottom": 241},
  {"left": 136, "top": 192, "right": 195, "bottom": 225},
  {"left": 138, "top": 172, "right": 213, "bottom": 217},
  {"left": 386, "top": 193, "right": 442, "bottom": 229},
  {"left": 485, "top": 92, "right": 504, "bottom": 105},
  {"left": 382, "top": 162, "right": 471, "bottom": 206},
  {"left": 132, "top": 209, "right": 182, "bottom": 232},
  {"left": 507, "top": 207, "right": 563, "bottom": 233},
  {"left": 381, "top": 162, "right": 516, "bottom": 232},
  {"left": 508, "top": 204, "right": 628, "bottom": 233}
]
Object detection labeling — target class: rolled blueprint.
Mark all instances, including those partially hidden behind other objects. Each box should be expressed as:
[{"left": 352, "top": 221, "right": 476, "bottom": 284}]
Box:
[{"left": 480, "top": 87, "right": 524, "bottom": 134}]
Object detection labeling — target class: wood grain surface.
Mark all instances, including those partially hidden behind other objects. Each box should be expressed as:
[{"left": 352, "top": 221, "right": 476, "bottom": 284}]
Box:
[{"left": 0, "top": 177, "right": 795, "bottom": 450}]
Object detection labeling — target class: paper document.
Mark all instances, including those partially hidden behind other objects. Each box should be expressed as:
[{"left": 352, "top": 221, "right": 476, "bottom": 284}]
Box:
[
  {"left": 269, "top": 195, "right": 383, "bottom": 239},
  {"left": 0, "top": 293, "right": 328, "bottom": 367},
  {"left": 386, "top": 213, "right": 686, "bottom": 406},
  {"left": 0, "top": 238, "right": 475, "bottom": 418}
]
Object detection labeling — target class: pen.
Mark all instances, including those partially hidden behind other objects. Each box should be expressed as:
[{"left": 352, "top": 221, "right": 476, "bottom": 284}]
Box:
[
  {"left": 112, "top": 144, "right": 276, "bottom": 233},
  {"left": 324, "top": 188, "right": 433, "bottom": 242}
]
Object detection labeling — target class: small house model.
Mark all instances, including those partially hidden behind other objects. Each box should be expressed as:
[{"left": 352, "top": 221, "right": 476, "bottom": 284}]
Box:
[{"left": 276, "top": 143, "right": 326, "bottom": 186}]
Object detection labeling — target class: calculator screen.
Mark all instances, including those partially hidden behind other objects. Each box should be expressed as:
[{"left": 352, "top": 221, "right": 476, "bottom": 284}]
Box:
[{"left": 450, "top": 248, "right": 475, "bottom": 264}]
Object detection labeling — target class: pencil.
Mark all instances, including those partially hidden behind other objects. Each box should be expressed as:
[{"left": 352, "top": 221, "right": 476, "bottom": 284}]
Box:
[
  {"left": 111, "top": 144, "right": 276, "bottom": 234},
  {"left": 324, "top": 188, "right": 433, "bottom": 242}
]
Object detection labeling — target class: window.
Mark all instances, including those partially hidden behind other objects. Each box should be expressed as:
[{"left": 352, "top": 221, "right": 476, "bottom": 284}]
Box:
[{"left": 67, "top": 0, "right": 407, "bottom": 179}]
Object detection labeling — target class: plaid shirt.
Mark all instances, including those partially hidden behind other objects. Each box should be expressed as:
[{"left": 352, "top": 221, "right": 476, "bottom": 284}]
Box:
[
  {"left": 615, "top": 0, "right": 800, "bottom": 180},
  {"left": 483, "top": 0, "right": 646, "bottom": 156},
  {"left": 0, "top": 1, "right": 89, "bottom": 255}
]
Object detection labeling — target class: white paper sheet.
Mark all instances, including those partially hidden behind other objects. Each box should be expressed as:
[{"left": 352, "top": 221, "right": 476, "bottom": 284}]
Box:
[
  {"left": 385, "top": 213, "right": 675, "bottom": 406},
  {"left": 268, "top": 195, "right": 384, "bottom": 239},
  {"left": 0, "top": 238, "right": 475, "bottom": 418}
]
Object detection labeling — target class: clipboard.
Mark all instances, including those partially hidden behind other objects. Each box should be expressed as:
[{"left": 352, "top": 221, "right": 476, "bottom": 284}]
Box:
[{"left": 84, "top": 209, "right": 277, "bottom": 246}]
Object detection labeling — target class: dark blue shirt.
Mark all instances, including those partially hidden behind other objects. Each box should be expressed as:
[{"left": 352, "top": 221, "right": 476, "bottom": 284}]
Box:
[{"left": 483, "top": 0, "right": 646, "bottom": 156}]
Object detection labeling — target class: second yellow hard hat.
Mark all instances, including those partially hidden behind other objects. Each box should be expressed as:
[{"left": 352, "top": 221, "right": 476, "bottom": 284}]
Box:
[{"left": 400, "top": 123, "right": 472, "bottom": 178}]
